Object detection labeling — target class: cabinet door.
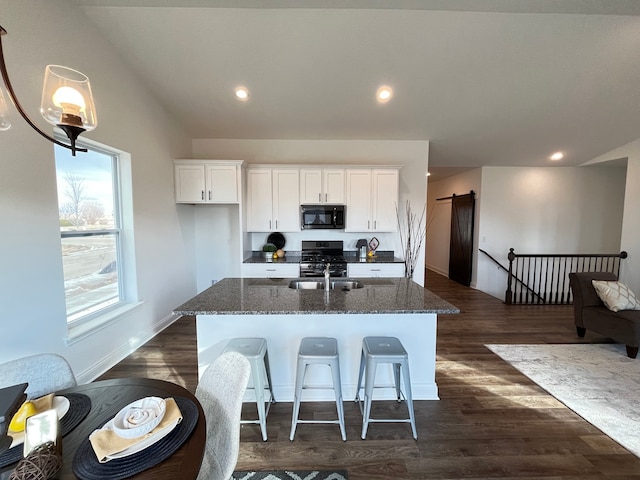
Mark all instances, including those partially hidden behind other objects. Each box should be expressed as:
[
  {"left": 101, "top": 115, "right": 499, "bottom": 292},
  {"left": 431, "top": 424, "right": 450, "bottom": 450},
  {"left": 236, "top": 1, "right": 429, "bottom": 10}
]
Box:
[
  {"left": 324, "top": 169, "right": 345, "bottom": 204},
  {"left": 206, "top": 164, "right": 238, "bottom": 203},
  {"left": 246, "top": 169, "right": 274, "bottom": 231},
  {"left": 348, "top": 263, "right": 405, "bottom": 278},
  {"left": 242, "top": 263, "right": 299, "bottom": 278},
  {"left": 372, "top": 169, "right": 399, "bottom": 231},
  {"left": 300, "top": 169, "right": 323, "bottom": 204},
  {"left": 175, "top": 165, "right": 206, "bottom": 203},
  {"left": 345, "top": 169, "right": 372, "bottom": 232},
  {"left": 273, "top": 169, "right": 300, "bottom": 232}
]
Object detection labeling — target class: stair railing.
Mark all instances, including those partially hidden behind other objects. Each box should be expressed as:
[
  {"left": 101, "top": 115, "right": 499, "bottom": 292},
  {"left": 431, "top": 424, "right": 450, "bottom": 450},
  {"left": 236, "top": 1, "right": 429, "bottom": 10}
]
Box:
[{"left": 505, "top": 249, "right": 627, "bottom": 305}]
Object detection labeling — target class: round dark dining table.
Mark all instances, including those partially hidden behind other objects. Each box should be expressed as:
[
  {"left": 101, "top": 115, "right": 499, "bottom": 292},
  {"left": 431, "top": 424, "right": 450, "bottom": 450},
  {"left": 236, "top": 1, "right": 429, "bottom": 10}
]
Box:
[{"left": 0, "top": 378, "right": 206, "bottom": 480}]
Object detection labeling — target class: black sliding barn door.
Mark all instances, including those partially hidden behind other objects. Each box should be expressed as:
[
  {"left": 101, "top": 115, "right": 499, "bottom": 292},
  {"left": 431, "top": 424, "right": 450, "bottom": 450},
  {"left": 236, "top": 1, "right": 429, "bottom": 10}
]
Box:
[{"left": 448, "top": 192, "right": 475, "bottom": 287}]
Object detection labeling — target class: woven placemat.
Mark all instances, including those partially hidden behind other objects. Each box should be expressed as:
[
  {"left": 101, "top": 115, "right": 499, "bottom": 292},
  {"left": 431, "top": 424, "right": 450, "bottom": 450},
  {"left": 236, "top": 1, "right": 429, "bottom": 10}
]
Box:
[
  {"left": 0, "top": 393, "right": 91, "bottom": 468},
  {"left": 72, "top": 396, "right": 198, "bottom": 480}
]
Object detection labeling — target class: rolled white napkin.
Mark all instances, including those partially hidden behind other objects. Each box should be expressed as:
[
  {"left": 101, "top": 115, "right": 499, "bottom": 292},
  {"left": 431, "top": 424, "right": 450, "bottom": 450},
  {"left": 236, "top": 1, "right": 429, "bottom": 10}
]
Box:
[
  {"left": 123, "top": 399, "right": 163, "bottom": 428},
  {"left": 112, "top": 397, "right": 166, "bottom": 439}
]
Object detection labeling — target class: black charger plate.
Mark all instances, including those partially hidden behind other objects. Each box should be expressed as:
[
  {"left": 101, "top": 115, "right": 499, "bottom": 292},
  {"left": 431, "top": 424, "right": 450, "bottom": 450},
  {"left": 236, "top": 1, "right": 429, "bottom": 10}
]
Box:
[{"left": 267, "top": 232, "right": 285, "bottom": 249}]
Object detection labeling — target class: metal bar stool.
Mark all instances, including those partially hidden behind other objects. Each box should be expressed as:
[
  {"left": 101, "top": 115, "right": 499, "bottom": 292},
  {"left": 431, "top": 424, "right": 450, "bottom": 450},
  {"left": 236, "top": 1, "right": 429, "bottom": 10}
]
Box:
[
  {"left": 222, "top": 337, "right": 275, "bottom": 441},
  {"left": 289, "top": 337, "right": 347, "bottom": 441},
  {"left": 355, "top": 336, "right": 417, "bottom": 439}
]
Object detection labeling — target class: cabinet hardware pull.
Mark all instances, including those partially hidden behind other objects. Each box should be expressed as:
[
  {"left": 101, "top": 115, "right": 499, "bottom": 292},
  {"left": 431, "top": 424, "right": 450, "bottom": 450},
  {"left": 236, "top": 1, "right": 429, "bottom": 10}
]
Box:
[
  {"left": 368, "top": 220, "right": 370, "bottom": 229},
  {"left": 269, "top": 220, "right": 272, "bottom": 229},
  {"left": 374, "top": 220, "right": 377, "bottom": 229},
  {"left": 201, "top": 190, "right": 204, "bottom": 200},
  {"left": 325, "top": 193, "right": 328, "bottom": 202},
  {"left": 275, "top": 220, "right": 278, "bottom": 228},
  {"left": 208, "top": 190, "right": 211, "bottom": 200},
  {"left": 319, "top": 193, "right": 321, "bottom": 202}
]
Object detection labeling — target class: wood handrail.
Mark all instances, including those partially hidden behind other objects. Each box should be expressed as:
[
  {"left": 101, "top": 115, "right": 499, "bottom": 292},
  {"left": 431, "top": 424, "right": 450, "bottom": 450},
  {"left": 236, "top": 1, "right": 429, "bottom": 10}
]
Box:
[{"left": 479, "top": 249, "right": 542, "bottom": 302}]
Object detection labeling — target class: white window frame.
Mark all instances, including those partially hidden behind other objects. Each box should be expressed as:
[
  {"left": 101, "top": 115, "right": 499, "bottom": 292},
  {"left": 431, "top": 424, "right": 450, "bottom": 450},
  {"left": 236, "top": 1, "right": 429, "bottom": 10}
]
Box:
[{"left": 55, "top": 135, "right": 140, "bottom": 344}]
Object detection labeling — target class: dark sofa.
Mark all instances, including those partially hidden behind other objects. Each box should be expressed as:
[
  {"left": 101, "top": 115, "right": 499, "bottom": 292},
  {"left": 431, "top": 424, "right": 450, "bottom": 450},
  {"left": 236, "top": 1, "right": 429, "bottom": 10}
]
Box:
[{"left": 569, "top": 272, "right": 640, "bottom": 358}]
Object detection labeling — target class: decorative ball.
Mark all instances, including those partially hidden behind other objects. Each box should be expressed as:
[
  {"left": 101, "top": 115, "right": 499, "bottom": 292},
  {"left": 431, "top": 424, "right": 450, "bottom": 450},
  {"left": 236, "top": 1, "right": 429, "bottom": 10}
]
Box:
[{"left": 9, "top": 441, "right": 62, "bottom": 480}]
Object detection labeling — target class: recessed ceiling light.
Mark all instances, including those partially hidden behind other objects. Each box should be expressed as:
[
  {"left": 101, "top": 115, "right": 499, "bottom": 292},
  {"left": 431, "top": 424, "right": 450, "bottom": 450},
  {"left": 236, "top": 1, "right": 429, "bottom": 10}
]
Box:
[
  {"left": 234, "top": 86, "right": 249, "bottom": 101},
  {"left": 376, "top": 85, "right": 393, "bottom": 104},
  {"left": 550, "top": 151, "right": 564, "bottom": 161}
]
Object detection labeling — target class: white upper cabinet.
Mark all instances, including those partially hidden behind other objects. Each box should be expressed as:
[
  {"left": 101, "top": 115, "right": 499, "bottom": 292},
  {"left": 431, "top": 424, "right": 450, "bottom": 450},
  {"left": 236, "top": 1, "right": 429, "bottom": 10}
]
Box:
[
  {"left": 372, "top": 169, "right": 400, "bottom": 231},
  {"left": 345, "top": 169, "right": 372, "bottom": 231},
  {"left": 246, "top": 169, "right": 273, "bottom": 231},
  {"left": 246, "top": 167, "right": 300, "bottom": 232},
  {"left": 174, "top": 160, "right": 242, "bottom": 204},
  {"left": 300, "top": 168, "right": 345, "bottom": 204},
  {"left": 345, "top": 168, "right": 399, "bottom": 232}
]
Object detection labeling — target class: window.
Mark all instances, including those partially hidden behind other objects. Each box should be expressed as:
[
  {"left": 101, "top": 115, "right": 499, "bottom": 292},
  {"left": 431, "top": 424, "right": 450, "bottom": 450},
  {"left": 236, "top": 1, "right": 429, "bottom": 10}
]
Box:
[{"left": 55, "top": 140, "right": 126, "bottom": 324}]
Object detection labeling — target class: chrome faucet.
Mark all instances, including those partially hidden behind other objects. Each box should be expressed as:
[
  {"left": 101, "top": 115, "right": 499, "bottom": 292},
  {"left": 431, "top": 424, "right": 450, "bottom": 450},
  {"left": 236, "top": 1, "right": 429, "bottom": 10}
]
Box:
[{"left": 324, "top": 262, "right": 331, "bottom": 290}]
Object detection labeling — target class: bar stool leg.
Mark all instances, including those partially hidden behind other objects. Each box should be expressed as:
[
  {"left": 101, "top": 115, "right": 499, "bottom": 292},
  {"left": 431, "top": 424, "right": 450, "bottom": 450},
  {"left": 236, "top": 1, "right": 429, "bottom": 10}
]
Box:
[
  {"left": 354, "top": 348, "right": 366, "bottom": 403},
  {"left": 402, "top": 360, "right": 418, "bottom": 440},
  {"left": 289, "top": 360, "right": 307, "bottom": 441},
  {"left": 393, "top": 362, "right": 402, "bottom": 401},
  {"left": 361, "top": 357, "right": 377, "bottom": 440},
  {"left": 264, "top": 350, "right": 276, "bottom": 404},
  {"left": 251, "top": 356, "right": 268, "bottom": 442},
  {"left": 330, "top": 358, "right": 347, "bottom": 441}
]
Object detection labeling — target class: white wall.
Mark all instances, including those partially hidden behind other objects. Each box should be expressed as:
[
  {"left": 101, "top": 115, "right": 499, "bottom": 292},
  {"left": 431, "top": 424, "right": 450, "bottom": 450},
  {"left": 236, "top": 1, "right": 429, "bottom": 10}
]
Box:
[
  {"left": 191, "top": 139, "right": 430, "bottom": 285},
  {"left": 426, "top": 168, "right": 482, "bottom": 282},
  {"left": 587, "top": 138, "right": 640, "bottom": 294},
  {"left": 0, "top": 1, "right": 195, "bottom": 381},
  {"left": 427, "top": 166, "right": 627, "bottom": 300}
]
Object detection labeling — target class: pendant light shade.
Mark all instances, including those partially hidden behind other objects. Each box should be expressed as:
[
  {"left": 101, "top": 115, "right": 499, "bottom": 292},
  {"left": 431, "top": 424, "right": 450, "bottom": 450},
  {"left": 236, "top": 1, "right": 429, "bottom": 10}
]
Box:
[
  {"left": 41, "top": 65, "right": 97, "bottom": 131},
  {"left": 1, "top": 25, "right": 98, "bottom": 155}
]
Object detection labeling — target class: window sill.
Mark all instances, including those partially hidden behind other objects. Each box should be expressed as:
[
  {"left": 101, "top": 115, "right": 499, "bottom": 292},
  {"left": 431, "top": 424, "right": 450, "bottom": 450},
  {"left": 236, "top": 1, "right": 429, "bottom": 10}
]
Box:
[{"left": 65, "top": 301, "right": 144, "bottom": 346}]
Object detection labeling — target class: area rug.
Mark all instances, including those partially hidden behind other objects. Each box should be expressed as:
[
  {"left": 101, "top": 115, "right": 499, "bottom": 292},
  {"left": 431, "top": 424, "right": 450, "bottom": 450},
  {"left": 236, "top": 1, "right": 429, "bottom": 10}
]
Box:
[
  {"left": 232, "top": 471, "right": 348, "bottom": 480},
  {"left": 486, "top": 343, "right": 640, "bottom": 458}
]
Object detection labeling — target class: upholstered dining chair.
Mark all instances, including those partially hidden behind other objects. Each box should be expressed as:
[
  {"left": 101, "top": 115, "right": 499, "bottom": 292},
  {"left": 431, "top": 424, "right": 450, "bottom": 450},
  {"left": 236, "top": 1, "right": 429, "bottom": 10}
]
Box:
[
  {"left": 0, "top": 353, "right": 77, "bottom": 399},
  {"left": 195, "top": 351, "right": 251, "bottom": 480}
]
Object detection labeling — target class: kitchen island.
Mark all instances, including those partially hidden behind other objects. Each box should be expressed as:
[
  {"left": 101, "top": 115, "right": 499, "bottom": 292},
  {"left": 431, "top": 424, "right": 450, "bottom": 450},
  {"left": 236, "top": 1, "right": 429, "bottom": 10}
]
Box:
[{"left": 173, "top": 277, "right": 459, "bottom": 401}]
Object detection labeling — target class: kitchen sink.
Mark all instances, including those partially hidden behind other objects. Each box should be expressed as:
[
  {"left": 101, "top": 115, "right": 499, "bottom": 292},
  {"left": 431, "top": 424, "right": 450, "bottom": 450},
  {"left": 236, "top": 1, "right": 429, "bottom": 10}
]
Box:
[
  {"left": 289, "top": 280, "right": 324, "bottom": 290},
  {"left": 288, "top": 279, "right": 364, "bottom": 290},
  {"left": 330, "top": 280, "right": 364, "bottom": 290}
]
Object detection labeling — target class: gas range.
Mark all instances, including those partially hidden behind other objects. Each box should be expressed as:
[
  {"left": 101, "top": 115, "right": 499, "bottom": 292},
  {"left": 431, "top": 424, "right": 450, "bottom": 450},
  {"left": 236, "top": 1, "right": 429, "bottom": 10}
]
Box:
[{"left": 299, "top": 240, "right": 347, "bottom": 277}]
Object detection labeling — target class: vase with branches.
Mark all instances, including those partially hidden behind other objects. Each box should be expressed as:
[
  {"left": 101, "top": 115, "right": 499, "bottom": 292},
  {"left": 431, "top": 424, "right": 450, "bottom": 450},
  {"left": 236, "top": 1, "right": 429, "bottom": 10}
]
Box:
[{"left": 396, "top": 200, "right": 433, "bottom": 279}]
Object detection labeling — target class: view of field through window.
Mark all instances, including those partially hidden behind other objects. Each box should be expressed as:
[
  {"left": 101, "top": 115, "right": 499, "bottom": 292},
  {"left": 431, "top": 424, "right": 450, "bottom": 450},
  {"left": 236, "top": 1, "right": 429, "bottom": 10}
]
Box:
[{"left": 55, "top": 144, "right": 121, "bottom": 322}]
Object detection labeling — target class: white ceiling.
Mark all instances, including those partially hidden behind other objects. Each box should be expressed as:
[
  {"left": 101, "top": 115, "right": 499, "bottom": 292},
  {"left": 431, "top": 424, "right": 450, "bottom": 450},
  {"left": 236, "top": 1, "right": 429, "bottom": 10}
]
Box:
[{"left": 73, "top": 1, "right": 640, "bottom": 176}]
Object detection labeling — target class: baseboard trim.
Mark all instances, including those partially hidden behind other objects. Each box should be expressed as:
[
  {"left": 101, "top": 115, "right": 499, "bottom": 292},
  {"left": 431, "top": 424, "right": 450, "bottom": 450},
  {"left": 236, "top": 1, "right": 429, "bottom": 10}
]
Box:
[
  {"left": 426, "top": 264, "right": 448, "bottom": 277},
  {"left": 75, "top": 312, "right": 177, "bottom": 384}
]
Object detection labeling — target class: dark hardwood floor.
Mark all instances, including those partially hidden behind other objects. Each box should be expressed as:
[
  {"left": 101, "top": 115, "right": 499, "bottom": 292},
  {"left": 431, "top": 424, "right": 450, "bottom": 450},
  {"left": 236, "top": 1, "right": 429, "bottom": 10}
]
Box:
[{"left": 98, "top": 270, "right": 640, "bottom": 479}]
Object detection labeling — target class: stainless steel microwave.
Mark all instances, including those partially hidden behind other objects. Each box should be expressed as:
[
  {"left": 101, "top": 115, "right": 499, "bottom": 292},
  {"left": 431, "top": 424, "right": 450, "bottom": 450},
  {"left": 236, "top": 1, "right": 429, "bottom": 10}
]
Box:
[{"left": 300, "top": 205, "right": 345, "bottom": 229}]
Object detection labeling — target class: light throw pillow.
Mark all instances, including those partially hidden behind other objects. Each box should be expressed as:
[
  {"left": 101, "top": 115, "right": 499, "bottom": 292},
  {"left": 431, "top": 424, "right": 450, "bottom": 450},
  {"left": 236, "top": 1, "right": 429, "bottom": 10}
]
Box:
[{"left": 592, "top": 280, "right": 640, "bottom": 312}]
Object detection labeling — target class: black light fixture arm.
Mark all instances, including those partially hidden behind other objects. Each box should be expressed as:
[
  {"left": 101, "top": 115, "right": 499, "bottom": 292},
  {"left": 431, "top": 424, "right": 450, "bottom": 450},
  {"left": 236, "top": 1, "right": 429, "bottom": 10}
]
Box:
[{"left": 0, "top": 25, "right": 87, "bottom": 155}]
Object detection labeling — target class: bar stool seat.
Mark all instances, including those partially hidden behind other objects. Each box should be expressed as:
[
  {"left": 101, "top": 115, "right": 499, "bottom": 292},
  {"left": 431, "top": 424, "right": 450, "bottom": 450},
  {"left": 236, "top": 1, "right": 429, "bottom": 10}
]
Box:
[
  {"left": 355, "top": 336, "right": 417, "bottom": 440},
  {"left": 222, "top": 337, "right": 275, "bottom": 441},
  {"left": 289, "top": 337, "right": 346, "bottom": 441}
]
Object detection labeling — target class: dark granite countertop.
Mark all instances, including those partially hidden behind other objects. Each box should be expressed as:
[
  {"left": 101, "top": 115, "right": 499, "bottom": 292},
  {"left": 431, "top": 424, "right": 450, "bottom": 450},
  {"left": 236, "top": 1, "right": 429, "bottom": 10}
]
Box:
[
  {"left": 173, "top": 277, "right": 459, "bottom": 315},
  {"left": 243, "top": 250, "right": 404, "bottom": 264}
]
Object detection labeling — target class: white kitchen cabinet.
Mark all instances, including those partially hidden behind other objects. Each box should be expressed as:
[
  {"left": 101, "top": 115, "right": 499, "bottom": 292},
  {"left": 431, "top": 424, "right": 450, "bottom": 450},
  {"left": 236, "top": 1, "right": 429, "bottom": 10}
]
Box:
[
  {"left": 246, "top": 168, "right": 300, "bottom": 232},
  {"left": 345, "top": 168, "right": 399, "bottom": 232},
  {"left": 347, "top": 263, "right": 405, "bottom": 278},
  {"left": 300, "top": 168, "right": 345, "bottom": 204},
  {"left": 174, "top": 160, "right": 242, "bottom": 203},
  {"left": 242, "top": 263, "right": 300, "bottom": 278}
]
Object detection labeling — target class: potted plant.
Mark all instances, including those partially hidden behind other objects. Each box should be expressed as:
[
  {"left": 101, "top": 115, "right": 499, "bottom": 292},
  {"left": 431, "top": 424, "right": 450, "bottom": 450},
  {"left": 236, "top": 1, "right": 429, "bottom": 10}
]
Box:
[{"left": 262, "top": 243, "right": 277, "bottom": 259}]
